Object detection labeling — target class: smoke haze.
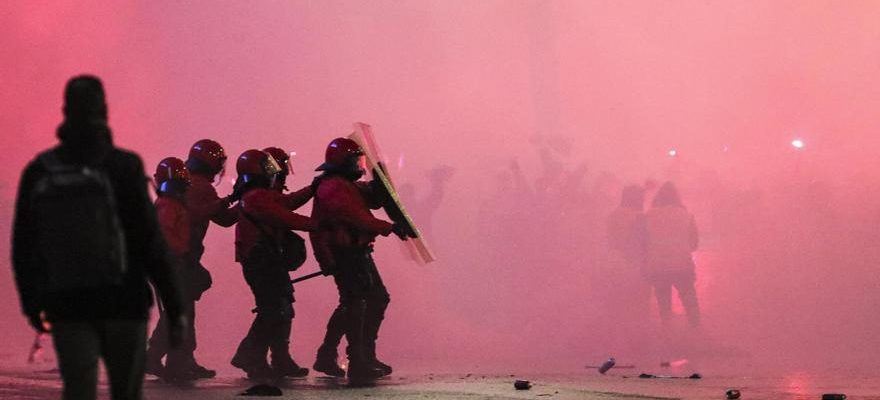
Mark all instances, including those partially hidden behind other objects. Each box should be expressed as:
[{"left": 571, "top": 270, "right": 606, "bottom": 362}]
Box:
[{"left": 2, "top": 1, "right": 879, "bottom": 375}]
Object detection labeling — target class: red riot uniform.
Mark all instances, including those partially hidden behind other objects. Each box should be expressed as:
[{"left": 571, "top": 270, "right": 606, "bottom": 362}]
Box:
[
  {"left": 310, "top": 176, "right": 392, "bottom": 264},
  {"left": 186, "top": 174, "right": 238, "bottom": 257},
  {"left": 310, "top": 173, "right": 395, "bottom": 379},
  {"left": 155, "top": 197, "right": 190, "bottom": 258},
  {"left": 235, "top": 187, "right": 317, "bottom": 262}
]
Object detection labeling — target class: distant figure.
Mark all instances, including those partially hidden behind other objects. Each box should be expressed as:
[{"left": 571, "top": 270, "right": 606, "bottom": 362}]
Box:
[
  {"left": 607, "top": 185, "right": 646, "bottom": 262},
  {"left": 12, "top": 75, "right": 183, "bottom": 400},
  {"left": 603, "top": 185, "right": 652, "bottom": 330},
  {"left": 397, "top": 165, "right": 454, "bottom": 241},
  {"left": 642, "top": 182, "right": 700, "bottom": 327}
]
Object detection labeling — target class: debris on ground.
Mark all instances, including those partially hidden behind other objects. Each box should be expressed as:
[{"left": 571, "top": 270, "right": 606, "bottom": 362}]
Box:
[
  {"left": 514, "top": 380, "right": 532, "bottom": 390},
  {"left": 238, "top": 384, "right": 282, "bottom": 396}
]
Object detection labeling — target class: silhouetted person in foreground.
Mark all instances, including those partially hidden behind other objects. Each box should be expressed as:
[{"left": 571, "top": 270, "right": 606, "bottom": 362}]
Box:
[
  {"left": 642, "top": 182, "right": 701, "bottom": 327},
  {"left": 12, "top": 75, "right": 183, "bottom": 400}
]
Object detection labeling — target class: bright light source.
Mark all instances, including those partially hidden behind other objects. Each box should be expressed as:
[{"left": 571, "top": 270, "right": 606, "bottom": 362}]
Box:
[
  {"left": 668, "top": 149, "right": 677, "bottom": 157},
  {"left": 791, "top": 139, "right": 805, "bottom": 149}
]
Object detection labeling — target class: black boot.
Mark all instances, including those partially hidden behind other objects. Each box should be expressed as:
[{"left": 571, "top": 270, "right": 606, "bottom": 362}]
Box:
[
  {"left": 313, "top": 305, "right": 347, "bottom": 377},
  {"left": 231, "top": 353, "right": 274, "bottom": 380},
  {"left": 364, "top": 291, "right": 391, "bottom": 377},
  {"left": 314, "top": 345, "right": 345, "bottom": 377},
  {"left": 272, "top": 357, "right": 309, "bottom": 378},
  {"left": 188, "top": 362, "right": 217, "bottom": 379}
]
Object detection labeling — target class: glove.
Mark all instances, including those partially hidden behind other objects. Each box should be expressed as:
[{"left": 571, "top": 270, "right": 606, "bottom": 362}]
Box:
[
  {"left": 168, "top": 314, "right": 188, "bottom": 349},
  {"left": 227, "top": 179, "right": 246, "bottom": 203},
  {"left": 391, "top": 222, "right": 414, "bottom": 241},
  {"left": 27, "top": 312, "right": 49, "bottom": 333}
]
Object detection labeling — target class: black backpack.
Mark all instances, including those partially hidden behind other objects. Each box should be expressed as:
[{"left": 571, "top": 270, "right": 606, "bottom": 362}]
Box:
[
  {"left": 30, "top": 149, "right": 128, "bottom": 292},
  {"left": 242, "top": 211, "right": 307, "bottom": 272}
]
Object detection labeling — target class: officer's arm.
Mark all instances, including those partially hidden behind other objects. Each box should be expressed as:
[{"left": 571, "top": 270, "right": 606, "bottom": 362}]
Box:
[
  {"left": 186, "top": 184, "right": 238, "bottom": 227},
  {"left": 243, "top": 191, "right": 317, "bottom": 232},
  {"left": 688, "top": 215, "right": 699, "bottom": 251},
  {"left": 357, "top": 178, "right": 390, "bottom": 210},
  {"left": 281, "top": 185, "right": 314, "bottom": 210}
]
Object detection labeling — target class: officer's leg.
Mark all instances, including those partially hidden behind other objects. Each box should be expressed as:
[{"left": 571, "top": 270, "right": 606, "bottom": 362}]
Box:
[
  {"left": 145, "top": 309, "right": 169, "bottom": 375},
  {"left": 232, "top": 263, "right": 273, "bottom": 378},
  {"left": 313, "top": 302, "right": 347, "bottom": 377},
  {"left": 337, "top": 268, "right": 384, "bottom": 380},
  {"left": 268, "top": 298, "right": 308, "bottom": 377},
  {"left": 164, "top": 298, "right": 197, "bottom": 380},
  {"left": 363, "top": 257, "right": 391, "bottom": 374}
]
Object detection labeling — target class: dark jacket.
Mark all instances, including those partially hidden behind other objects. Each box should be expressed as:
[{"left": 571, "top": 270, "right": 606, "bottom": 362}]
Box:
[{"left": 11, "top": 121, "right": 183, "bottom": 322}]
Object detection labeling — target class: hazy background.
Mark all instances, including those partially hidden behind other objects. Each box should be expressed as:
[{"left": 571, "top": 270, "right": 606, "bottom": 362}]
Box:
[{"left": 2, "top": 1, "right": 879, "bottom": 376}]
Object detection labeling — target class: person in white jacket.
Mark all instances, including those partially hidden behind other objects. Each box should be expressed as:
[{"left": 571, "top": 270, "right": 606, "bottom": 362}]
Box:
[{"left": 641, "top": 182, "right": 701, "bottom": 327}]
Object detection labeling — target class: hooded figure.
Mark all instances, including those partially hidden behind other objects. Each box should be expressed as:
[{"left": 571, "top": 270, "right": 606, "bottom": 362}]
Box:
[
  {"left": 641, "top": 182, "right": 701, "bottom": 327},
  {"left": 12, "top": 75, "right": 183, "bottom": 399}
]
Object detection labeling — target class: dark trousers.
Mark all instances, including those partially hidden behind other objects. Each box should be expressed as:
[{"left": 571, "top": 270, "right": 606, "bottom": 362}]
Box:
[
  {"left": 317, "top": 249, "right": 389, "bottom": 366},
  {"left": 233, "top": 254, "right": 296, "bottom": 369},
  {"left": 649, "top": 270, "right": 701, "bottom": 327},
  {"left": 52, "top": 320, "right": 147, "bottom": 400},
  {"left": 146, "top": 297, "right": 196, "bottom": 369}
]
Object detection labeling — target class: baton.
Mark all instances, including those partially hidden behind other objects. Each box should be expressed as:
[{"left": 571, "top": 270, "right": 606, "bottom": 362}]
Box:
[{"left": 290, "top": 271, "right": 324, "bottom": 285}]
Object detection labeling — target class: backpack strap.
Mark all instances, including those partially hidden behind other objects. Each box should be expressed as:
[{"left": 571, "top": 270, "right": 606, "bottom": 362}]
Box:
[
  {"left": 242, "top": 209, "right": 278, "bottom": 241},
  {"left": 37, "top": 148, "right": 65, "bottom": 173}
]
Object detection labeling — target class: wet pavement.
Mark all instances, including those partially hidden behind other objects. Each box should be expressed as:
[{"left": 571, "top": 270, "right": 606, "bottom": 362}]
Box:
[{"left": 3, "top": 367, "right": 880, "bottom": 400}]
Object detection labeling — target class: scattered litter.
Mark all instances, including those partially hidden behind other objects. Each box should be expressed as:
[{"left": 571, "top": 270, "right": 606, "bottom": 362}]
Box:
[
  {"left": 822, "top": 394, "right": 847, "bottom": 400},
  {"left": 726, "top": 389, "right": 741, "bottom": 399},
  {"left": 514, "top": 380, "right": 532, "bottom": 390},
  {"left": 659, "top": 359, "right": 689, "bottom": 368},
  {"left": 238, "top": 384, "right": 282, "bottom": 397},
  {"left": 598, "top": 358, "right": 616, "bottom": 374},
  {"left": 637, "top": 373, "right": 702, "bottom": 379}
]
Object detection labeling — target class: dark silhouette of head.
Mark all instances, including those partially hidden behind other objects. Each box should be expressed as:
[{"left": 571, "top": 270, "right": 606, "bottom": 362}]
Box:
[
  {"left": 652, "top": 181, "right": 683, "bottom": 208},
  {"left": 620, "top": 185, "right": 645, "bottom": 210},
  {"left": 63, "top": 75, "right": 107, "bottom": 124}
]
